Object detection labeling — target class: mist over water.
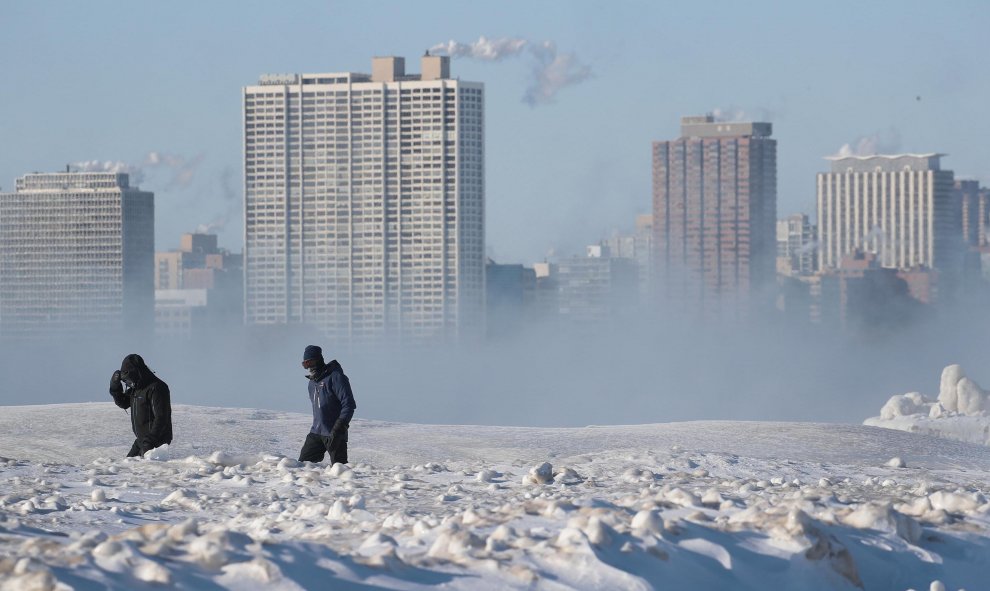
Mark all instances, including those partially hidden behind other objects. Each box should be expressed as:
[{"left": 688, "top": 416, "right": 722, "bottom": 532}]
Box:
[{"left": 2, "top": 298, "right": 985, "bottom": 427}]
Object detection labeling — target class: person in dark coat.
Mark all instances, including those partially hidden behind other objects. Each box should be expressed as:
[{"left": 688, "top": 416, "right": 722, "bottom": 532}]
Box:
[
  {"left": 109, "top": 354, "right": 173, "bottom": 458},
  {"left": 298, "top": 345, "right": 356, "bottom": 464}
]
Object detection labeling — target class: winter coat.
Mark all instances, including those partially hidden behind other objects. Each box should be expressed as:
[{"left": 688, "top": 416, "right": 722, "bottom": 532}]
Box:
[
  {"left": 308, "top": 360, "right": 356, "bottom": 437},
  {"left": 110, "top": 357, "right": 173, "bottom": 452}
]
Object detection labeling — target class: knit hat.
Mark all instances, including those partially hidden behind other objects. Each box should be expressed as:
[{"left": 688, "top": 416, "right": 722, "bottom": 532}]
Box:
[{"left": 303, "top": 345, "right": 323, "bottom": 363}]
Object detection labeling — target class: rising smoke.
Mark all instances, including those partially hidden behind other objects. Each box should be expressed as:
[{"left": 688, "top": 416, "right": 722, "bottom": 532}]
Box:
[{"left": 430, "top": 36, "right": 592, "bottom": 106}]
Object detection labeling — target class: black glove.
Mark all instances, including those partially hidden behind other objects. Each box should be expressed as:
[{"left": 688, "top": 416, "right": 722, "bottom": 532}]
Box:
[
  {"left": 330, "top": 419, "right": 349, "bottom": 439},
  {"left": 110, "top": 371, "right": 123, "bottom": 396}
]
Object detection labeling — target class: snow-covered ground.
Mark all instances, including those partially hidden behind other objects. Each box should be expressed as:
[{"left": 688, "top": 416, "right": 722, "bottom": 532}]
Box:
[
  {"left": 865, "top": 365, "right": 990, "bottom": 447},
  {"left": 2, "top": 403, "right": 989, "bottom": 590}
]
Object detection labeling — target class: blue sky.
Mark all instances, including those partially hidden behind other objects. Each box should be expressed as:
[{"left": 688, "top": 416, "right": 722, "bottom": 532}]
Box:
[{"left": 1, "top": 0, "right": 987, "bottom": 263}]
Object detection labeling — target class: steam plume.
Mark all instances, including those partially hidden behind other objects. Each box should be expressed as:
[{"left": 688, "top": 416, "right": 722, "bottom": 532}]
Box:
[
  {"left": 835, "top": 128, "right": 902, "bottom": 158},
  {"left": 193, "top": 167, "right": 240, "bottom": 234},
  {"left": 711, "top": 106, "right": 776, "bottom": 123},
  {"left": 431, "top": 36, "right": 592, "bottom": 106},
  {"left": 71, "top": 151, "right": 203, "bottom": 189}
]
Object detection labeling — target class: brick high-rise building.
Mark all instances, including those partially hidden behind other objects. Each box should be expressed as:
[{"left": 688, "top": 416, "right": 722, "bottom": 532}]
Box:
[
  {"left": 651, "top": 115, "right": 777, "bottom": 319},
  {"left": 0, "top": 171, "right": 154, "bottom": 339},
  {"left": 243, "top": 55, "right": 484, "bottom": 344}
]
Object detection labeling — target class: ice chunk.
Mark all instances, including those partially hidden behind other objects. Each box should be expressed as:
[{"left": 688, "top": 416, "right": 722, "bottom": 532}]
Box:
[
  {"left": 938, "top": 364, "right": 965, "bottom": 412},
  {"left": 663, "top": 487, "right": 700, "bottom": 507},
  {"left": 476, "top": 469, "right": 497, "bottom": 483},
  {"left": 841, "top": 502, "right": 921, "bottom": 543},
  {"left": 631, "top": 509, "right": 664, "bottom": 535},
  {"left": 188, "top": 531, "right": 230, "bottom": 569},
  {"left": 880, "top": 394, "right": 925, "bottom": 419},
  {"left": 621, "top": 468, "right": 655, "bottom": 483},
  {"left": 143, "top": 443, "right": 170, "bottom": 461},
  {"left": 327, "top": 462, "right": 351, "bottom": 477},
  {"left": 928, "top": 490, "right": 980, "bottom": 514},
  {"left": 161, "top": 489, "right": 202, "bottom": 511},
  {"left": 956, "top": 377, "right": 987, "bottom": 415},
  {"left": 522, "top": 462, "right": 553, "bottom": 485},
  {"left": 133, "top": 559, "right": 172, "bottom": 584},
  {"left": 553, "top": 467, "right": 583, "bottom": 484},
  {"left": 887, "top": 457, "right": 906, "bottom": 468},
  {"left": 327, "top": 500, "right": 349, "bottom": 520}
]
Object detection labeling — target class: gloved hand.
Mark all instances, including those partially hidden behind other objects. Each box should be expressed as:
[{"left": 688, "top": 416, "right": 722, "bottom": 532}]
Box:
[
  {"left": 109, "top": 370, "right": 123, "bottom": 396},
  {"left": 330, "top": 419, "right": 349, "bottom": 440}
]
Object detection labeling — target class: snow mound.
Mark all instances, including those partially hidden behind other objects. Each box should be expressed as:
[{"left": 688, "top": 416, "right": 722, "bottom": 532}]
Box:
[{"left": 865, "top": 364, "right": 990, "bottom": 446}]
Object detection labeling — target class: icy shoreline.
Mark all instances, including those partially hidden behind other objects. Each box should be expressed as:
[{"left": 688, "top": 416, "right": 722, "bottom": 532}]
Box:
[{"left": 2, "top": 404, "right": 989, "bottom": 590}]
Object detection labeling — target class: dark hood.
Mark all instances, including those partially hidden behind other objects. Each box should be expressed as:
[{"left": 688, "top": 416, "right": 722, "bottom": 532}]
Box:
[
  {"left": 311, "top": 359, "right": 342, "bottom": 382},
  {"left": 120, "top": 353, "right": 154, "bottom": 388}
]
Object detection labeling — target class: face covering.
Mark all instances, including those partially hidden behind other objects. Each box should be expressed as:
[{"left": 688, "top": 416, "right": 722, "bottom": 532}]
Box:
[
  {"left": 302, "top": 359, "right": 323, "bottom": 379},
  {"left": 121, "top": 369, "right": 139, "bottom": 388}
]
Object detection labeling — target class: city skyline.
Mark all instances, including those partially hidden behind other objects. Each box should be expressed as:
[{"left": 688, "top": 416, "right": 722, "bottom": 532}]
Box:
[{"left": 2, "top": 1, "right": 987, "bottom": 265}]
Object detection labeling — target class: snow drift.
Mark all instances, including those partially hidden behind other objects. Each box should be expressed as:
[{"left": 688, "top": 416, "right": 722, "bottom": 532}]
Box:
[{"left": 1, "top": 403, "right": 989, "bottom": 590}]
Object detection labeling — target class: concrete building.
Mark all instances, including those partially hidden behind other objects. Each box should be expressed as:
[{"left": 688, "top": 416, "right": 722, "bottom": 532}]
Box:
[
  {"left": 0, "top": 172, "right": 153, "bottom": 339},
  {"left": 603, "top": 213, "right": 654, "bottom": 300},
  {"left": 154, "top": 232, "right": 243, "bottom": 338},
  {"left": 955, "top": 179, "right": 989, "bottom": 248},
  {"left": 485, "top": 260, "right": 536, "bottom": 340},
  {"left": 652, "top": 115, "right": 777, "bottom": 320},
  {"left": 816, "top": 154, "right": 961, "bottom": 273},
  {"left": 776, "top": 213, "right": 817, "bottom": 277},
  {"left": 816, "top": 251, "right": 930, "bottom": 332},
  {"left": 243, "top": 54, "right": 485, "bottom": 344},
  {"left": 555, "top": 246, "right": 638, "bottom": 331}
]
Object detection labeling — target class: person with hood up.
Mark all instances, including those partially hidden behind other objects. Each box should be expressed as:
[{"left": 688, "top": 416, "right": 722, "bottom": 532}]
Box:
[
  {"left": 298, "top": 345, "right": 356, "bottom": 464},
  {"left": 109, "top": 354, "right": 173, "bottom": 457}
]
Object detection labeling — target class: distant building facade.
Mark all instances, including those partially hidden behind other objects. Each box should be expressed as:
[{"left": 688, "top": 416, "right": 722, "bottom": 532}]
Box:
[
  {"left": 555, "top": 246, "right": 638, "bottom": 331},
  {"left": 776, "top": 213, "right": 817, "bottom": 277},
  {"left": 816, "top": 251, "right": 931, "bottom": 332},
  {"left": 816, "top": 154, "right": 960, "bottom": 273},
  {"left": 652, "top": 115, "right": 777, "bottom": 319},
  {"left": 485, "top": 260, "right": 536, "bottom": 340},
  {"left": 243, "top": 54, "right": 485, "bottom": 344},
  {"left": 154, "top": 232, "right": 243, "bottom": 338},
  {"left": 0, "top": 172, "right": 153, "bottom": 339},
  {"left": 955, "top": 180, "right": 989, "bottom": 248},
  {"left": 602, "top": 214, "right": 655, "bottom": 300}
]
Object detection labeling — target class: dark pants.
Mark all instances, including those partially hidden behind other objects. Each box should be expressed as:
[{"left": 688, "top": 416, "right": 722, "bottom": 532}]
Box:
[
  {"left": 126, "top": 439, "right": 144, "bottom": 458},
  {"left": 298, "top": 431, "right": 348, "bottom": 464}
]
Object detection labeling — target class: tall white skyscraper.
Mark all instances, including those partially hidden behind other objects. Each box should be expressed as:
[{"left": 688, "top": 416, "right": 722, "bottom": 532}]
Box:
[
  {"left": 243, "top": 55, "right": 484, "bottom": 343},
  {"left": 817, "top": 154, "right": 960, "bottom": 272},
  {"left": 0, "top": 172, "right": 154, "bottom": 339}
]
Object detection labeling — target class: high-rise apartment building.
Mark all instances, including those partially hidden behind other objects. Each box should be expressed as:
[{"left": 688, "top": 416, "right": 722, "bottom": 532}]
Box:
[
  {"left": 776, "top": 213, "right": 817, "bottom": 277},
  {"left": 555, "top": 246, "right": 638, "bottom": 331},
  {"left": 816, "top": 154, "right": 960, "bottom": 273},
  {"left": 652, "top": 115, "right": 777, "bottom": 318},
  {"left": 0, "top": 172, "right": 154, "bottom": 339},
  {"left": 955, "top": 179, "right": 989, "bottom": 248},
  {"left": 243, "top": 55, "right": 484, "bottom": 343}
]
